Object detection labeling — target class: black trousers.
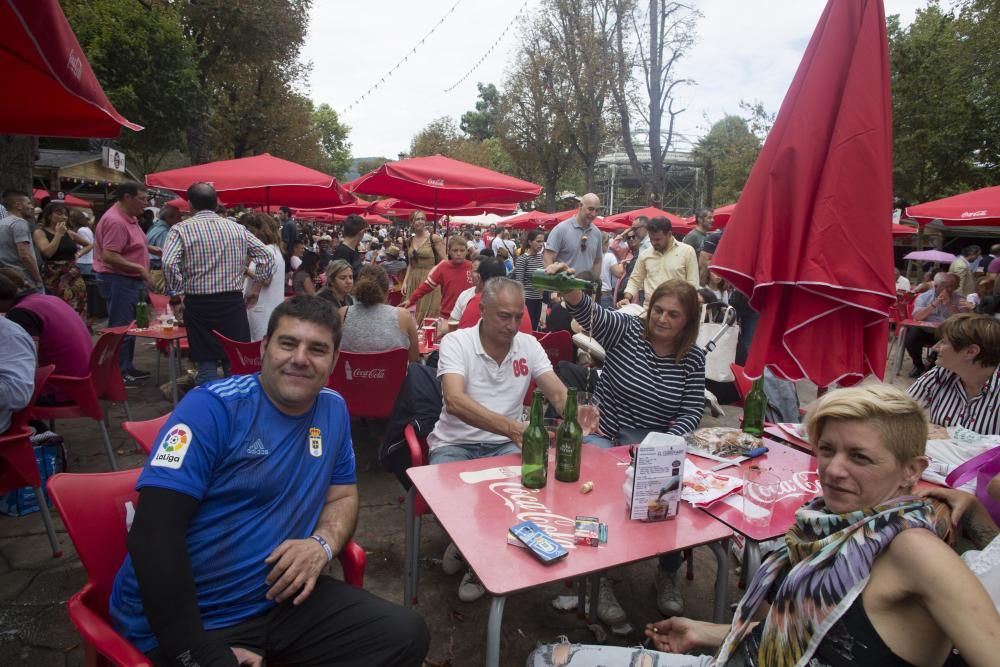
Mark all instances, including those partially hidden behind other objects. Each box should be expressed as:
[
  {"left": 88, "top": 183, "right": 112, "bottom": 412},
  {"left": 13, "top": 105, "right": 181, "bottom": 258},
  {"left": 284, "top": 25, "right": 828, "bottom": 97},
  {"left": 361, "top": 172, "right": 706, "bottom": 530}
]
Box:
[
  {"left": 905, "top": 326, "right": 937, "bottom": 368},
  {"left": 148, "top": 575, "right": 428, "bottom": 667}
]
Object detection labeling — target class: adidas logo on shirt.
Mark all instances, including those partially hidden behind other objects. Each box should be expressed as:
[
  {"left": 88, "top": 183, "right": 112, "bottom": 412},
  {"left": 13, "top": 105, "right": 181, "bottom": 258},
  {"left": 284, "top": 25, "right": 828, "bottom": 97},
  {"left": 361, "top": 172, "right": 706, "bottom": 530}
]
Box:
[{"left": 246, "top": 438, "right": 269, "bottom": 457}]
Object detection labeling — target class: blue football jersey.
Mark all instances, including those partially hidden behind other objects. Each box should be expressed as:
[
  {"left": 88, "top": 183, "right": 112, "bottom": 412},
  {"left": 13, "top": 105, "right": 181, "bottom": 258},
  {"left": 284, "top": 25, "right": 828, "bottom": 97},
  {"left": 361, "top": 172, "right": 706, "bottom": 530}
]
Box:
[{"left": 109, "top": 374, "right": 355, "bottom": 652}]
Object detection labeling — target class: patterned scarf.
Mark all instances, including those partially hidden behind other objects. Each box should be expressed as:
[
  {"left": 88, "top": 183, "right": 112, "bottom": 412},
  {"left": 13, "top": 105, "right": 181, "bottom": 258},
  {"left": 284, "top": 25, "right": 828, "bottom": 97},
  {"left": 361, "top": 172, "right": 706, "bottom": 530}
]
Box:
[{"left": 713, "top": 496, "right": 951, "bottom": 667}]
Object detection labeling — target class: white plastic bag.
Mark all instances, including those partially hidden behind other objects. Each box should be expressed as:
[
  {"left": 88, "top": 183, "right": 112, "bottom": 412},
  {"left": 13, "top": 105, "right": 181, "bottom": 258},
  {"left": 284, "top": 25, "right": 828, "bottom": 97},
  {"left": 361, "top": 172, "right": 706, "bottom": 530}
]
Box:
[{"left": 697, "top": 304, "right": 739, "bottom": 382}]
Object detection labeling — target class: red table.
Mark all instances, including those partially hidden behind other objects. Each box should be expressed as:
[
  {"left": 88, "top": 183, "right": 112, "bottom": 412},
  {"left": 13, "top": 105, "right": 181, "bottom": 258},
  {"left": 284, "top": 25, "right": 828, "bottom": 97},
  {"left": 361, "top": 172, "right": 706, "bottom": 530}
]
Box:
[
  {"left": 763, "top": 423, "right": 811, "bottom": 452},
  {"left": 691, "top": 439, "right": 821, "bottom": 581},
  {"left": 126, "top": 324, "right": 187, "bottom": 405},
  {"left": 406, "top": 446, "right": 733, "bottom": 667}
]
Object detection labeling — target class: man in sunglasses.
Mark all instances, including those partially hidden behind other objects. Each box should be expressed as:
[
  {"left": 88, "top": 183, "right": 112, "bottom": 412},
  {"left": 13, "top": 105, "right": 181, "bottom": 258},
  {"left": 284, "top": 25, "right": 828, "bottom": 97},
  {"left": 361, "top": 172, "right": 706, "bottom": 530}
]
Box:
[{"left": 543, "top": 193, "right": 604, "bottom": 277}]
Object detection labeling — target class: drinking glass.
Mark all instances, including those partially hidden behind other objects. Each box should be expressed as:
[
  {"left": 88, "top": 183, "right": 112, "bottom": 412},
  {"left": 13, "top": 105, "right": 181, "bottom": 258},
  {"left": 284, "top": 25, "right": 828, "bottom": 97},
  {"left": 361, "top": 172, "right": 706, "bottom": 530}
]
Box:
[
  {"left": 740, "top": 466, "right": 781, "bottom": 531},
  {"left": 576, "top": 392, "right": 601, "bottom": 436}
]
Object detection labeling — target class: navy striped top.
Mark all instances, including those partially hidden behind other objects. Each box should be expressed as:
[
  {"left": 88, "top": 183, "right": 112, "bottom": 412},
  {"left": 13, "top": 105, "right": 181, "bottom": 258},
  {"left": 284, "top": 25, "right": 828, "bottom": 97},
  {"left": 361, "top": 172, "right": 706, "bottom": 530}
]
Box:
[
  {"left": 568, "top": 295, "right": 705, "bottom": 439},
  {"left": 513, "top": 252, "right": 545, "bottom": 299},
  {"left": 909, "top": 365, "right": 1000, "bottom": 435}
]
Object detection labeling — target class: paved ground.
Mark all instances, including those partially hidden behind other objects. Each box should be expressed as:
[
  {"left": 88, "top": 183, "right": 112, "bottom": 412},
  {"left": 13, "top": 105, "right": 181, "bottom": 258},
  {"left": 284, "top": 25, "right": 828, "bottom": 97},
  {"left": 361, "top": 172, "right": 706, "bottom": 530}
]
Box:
[{"left": 0, "top": 332, "right": 918, "bottom": 666}]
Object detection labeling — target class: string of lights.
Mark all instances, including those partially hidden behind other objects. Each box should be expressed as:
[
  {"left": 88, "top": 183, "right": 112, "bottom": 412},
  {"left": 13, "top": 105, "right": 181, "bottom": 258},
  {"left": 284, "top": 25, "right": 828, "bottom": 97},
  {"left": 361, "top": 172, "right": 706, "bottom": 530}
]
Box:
[
  {"left": 442, "top": 0, "right": 531, "bottom": 93},
  {"left": 340, "top": 0, "right": 465, "bottom": 115}
]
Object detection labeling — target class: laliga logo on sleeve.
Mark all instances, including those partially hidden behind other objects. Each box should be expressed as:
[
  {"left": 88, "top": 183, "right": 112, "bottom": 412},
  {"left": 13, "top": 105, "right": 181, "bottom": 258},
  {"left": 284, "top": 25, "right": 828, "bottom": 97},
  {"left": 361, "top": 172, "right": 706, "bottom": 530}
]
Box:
[
  {"left": 309, "top": 427, "right": 323, "bottom": 458},
  {"left": 151, "top": 424, "right": 192, "bottom": 469}
]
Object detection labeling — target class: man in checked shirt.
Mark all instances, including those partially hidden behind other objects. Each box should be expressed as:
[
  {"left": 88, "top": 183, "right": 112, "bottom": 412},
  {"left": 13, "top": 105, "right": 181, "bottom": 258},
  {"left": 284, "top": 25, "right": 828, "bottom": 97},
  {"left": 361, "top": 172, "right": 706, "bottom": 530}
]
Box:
[{"left": 163, "top": 182, "right": 276, "bottom": 385}]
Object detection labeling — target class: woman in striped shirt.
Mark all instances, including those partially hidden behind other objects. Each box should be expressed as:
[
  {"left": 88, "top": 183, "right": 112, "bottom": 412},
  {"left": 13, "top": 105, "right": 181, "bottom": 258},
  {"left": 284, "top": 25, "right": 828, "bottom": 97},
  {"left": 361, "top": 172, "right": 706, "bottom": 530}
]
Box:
[
  {"left": 908, "top": 313, "right": 1000, "bottom": 435},
  {"left": 513, "top": 229, "right": 546, "bottom": 330},
  {"left": 560, "top": 273, "right": 705, "bottom": 618},
  {"left": 560, "top": 276, "right": 706, "bottom": 444}
]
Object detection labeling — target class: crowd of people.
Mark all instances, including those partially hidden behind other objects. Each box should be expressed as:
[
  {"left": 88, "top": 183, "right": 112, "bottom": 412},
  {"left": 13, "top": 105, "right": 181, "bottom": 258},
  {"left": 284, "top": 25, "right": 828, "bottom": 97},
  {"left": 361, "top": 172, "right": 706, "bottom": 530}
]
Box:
[{"left": 2, "top": 183, "right": 1000, "bottom": 666}]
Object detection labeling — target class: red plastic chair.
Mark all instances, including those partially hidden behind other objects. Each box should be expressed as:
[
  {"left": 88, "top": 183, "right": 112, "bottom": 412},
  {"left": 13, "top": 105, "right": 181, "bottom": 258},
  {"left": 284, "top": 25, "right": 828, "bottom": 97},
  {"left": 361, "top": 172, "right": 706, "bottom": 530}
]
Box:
[
  {"left": 386, "top": 290, "right": 403, "bottom": 306},
  {"left": 0, "top": 365, "right": 60, "bottom": 556},
  {"left": 31, "top": 325, "right": 132, "bottom": 471},
  {"left": 532, "top": 330, "right": 575, "bottom": 368},
  {"left": 46, "top": 469, "right": 368, "bottom": 667},
  {"left": 402, "top": 424, "right": 431, "bottom": 606},
  {"left": 212, "top": 330, "right": 263, "bottom": 374},
  {"left": 327, "top": 348, "right": 409, "bottom": 419},
  {"left": 121, "top": 413, "right": 171, "bottom": 455}
]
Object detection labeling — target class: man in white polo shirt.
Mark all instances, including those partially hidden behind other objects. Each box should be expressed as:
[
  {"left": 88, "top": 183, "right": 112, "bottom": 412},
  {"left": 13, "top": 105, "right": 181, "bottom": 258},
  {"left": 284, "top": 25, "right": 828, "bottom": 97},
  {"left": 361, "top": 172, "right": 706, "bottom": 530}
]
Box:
[{"left": 428, "top": 276, "right": 567, "bottom": 601}]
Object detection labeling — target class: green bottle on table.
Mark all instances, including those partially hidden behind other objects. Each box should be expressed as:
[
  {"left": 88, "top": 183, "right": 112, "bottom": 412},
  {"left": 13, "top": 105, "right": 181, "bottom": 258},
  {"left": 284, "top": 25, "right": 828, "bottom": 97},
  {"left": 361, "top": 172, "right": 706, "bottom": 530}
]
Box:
[
  {"left": 555, "top": 388, "right": 583, "bottom": 482},
  {"left": 530, "top": 270, "right": 595, "bottom": 295},
  {"left": 742, "top": 377, "right": 766, "bottom": 437},
  {"left": 521, "top": 390, "right": 548, "bottom": 489},
  {"left": 135, "top": 290, "right": 150, "bottom": 328}
]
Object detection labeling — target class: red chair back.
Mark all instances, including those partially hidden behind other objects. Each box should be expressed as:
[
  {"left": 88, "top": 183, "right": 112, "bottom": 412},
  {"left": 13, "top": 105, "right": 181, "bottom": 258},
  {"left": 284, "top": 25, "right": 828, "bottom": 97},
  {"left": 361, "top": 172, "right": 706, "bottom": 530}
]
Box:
[
  {"left": 48, "top": 469, "right": 140, "bottom": 609},
  {"left": 0, "top": 365, "right": 55, "bottom": 493},
  {"left": 147, "top": 292, "right": 170, "bottom": 313},
  {"left": 212, "top": 330, "right": 263, "bottom": 374},
  {"left": 532, "top": 330, "right": 574, "bottom": 368},
  {"left": 730, "top": 363, "right": 752, "bottom": 407},
  {"left": 404, "top": 424, "right": 431, "bottom": 516},
  {"left": 122, "top": 414, "right": 171, "bottom": 455},
  {"left": 92, "top": 325, "right": 131, "bottom": 403},
  {"left": 327, "top": 348, "right": 409, "bottom": 419},
  {"left": 386, "top": 290, "right": 403, "bottom": 306}
]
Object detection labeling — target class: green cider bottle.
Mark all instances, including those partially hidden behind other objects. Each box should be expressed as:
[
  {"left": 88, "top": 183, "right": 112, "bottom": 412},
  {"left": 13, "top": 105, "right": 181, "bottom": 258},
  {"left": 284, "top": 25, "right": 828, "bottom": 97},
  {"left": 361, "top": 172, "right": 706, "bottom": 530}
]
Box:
[
  {"left": 742, "top": 377, "right": 766, "bottom": 437},
  {"left": 135, "top": 290, "right": 150, "bottom": 328},
  {"left": 530, "top": 269, "right": 595, "bottom": 295},
  {"left": 521, "top": 390, "right": 548, "bottom": 489},
  {"left": 555, "top": 388, "right": 583, "bottom": 482}
]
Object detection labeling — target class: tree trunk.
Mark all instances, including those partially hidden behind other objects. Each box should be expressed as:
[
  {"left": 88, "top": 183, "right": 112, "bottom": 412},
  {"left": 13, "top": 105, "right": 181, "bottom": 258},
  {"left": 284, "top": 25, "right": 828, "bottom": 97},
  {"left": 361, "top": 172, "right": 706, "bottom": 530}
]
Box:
[
  {"left": 0, "top": 135, "right": 36, "bottom": 193},
  {"left": 186, "top": 116, "right": 210, "bottom": 164}
]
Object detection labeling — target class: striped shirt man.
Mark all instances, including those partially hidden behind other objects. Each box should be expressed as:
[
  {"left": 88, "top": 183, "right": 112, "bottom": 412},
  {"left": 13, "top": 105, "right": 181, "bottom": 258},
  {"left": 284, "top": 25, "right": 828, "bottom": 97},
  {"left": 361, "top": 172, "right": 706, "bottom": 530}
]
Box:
[
  {"left": 163, "top": 211, "right": 274, "bottom": 296},
  {"left": 909, "top": 365, "right": 1000, "bottom": 436},
  {"left": 567, "top": 294, "right": 705, "bottom": 439}
]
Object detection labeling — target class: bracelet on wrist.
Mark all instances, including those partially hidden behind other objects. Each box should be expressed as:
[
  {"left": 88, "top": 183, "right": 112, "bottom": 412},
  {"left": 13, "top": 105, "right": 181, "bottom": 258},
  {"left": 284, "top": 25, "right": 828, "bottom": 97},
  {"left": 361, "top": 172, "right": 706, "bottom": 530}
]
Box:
[{"left": 310, "top": 534, "right": 334, "bottom": 562}]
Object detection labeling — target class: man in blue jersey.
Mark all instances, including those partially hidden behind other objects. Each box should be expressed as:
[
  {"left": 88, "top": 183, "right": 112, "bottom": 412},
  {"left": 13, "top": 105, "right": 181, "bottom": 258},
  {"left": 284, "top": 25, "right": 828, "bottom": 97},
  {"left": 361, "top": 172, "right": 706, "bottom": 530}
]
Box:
[{"left": 109, "top": 296, "right": 428, "bottom": 667}]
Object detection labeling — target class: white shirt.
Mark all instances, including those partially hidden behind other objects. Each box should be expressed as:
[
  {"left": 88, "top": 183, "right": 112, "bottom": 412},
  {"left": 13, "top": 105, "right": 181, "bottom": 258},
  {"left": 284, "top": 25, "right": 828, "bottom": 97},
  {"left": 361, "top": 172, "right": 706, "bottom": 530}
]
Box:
[
  {"left": 449, "top": 286, "right": 477, "bottom": 325},
  {"left": 428, "top": 325, "right": 552, "bottom": 450},
  {"left": 600, "top": 251, "right": 618, "bottom": 292},
  {"left": 492, "top": 237, "right": 516, "bottom": 256},
  {"left": 76, "top": 225, "right": 95, "bottom": 265}
]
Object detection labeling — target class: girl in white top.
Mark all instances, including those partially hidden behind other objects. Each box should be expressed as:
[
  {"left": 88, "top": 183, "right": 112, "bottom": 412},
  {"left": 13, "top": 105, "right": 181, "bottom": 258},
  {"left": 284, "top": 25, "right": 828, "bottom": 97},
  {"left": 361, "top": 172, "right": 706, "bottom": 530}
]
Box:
[{"left": 243, "top": 214, "right": 285, "bottom": 341}]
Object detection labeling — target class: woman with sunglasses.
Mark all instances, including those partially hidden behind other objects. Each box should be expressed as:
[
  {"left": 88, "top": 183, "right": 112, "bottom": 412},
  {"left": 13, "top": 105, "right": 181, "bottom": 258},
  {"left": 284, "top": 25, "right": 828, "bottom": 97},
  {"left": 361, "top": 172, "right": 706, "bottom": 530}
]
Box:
[{"left": 400, "top": 211, "right": 445, "bottom": 324}]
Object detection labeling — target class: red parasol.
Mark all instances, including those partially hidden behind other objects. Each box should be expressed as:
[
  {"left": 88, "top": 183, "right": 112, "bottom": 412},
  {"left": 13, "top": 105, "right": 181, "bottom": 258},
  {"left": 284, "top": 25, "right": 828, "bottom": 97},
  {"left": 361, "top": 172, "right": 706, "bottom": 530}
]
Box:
[
  {"left": 1, "top": 0, "right": 141, "bottom": 137},
  {"left": 345, "top": 154, "right": 541, "bottom": 210},
  {"left": 331, "top": 213, "right": 391, "bottom": 225},
  {"left": 557, "top": 209, "right": 633, "bottom": 233},
  {"left": 367, "top": 197, "right": 516, "bottom": 220},
  {"left": 903, "top": 185, "right": 1000, "bottom": 227},
  {"left": 145, "top": 154, "right": 353, "bottom": 209},
  {"left": 497, "top": 210, "right": 564, "bottom": 230},
  {"left": 33, "top": 189, "right": 92, "bottom": 208},
  {"left": 891, "top": 223, "right": 917, "bottom": 238},
  {"left": 604, "top": 206, "right": 689, "bottom": 230},
  {"left": 710, "top": 0, "right": 895, "bottom": 387},
  {"left": 164, "top": 197, "right": 190, "bottom": 212}
]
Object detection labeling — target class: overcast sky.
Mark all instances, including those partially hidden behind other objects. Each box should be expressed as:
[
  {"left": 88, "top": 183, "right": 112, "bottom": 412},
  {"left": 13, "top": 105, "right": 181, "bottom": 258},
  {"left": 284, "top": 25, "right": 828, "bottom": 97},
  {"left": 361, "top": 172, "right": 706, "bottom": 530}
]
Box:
[{"left": 302, "top": 0, "right": 932, "bottom": 159}]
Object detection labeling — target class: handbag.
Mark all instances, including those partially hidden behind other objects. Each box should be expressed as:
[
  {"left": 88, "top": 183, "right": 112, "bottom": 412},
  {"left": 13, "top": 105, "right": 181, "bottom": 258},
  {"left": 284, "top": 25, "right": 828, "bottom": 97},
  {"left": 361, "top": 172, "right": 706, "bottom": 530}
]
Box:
[
  {"left": 697, "top": 303, "right": 739, "bottom": 383},
  {"left": 946, "top": 445, "right": 1000, "bottom": 526}
]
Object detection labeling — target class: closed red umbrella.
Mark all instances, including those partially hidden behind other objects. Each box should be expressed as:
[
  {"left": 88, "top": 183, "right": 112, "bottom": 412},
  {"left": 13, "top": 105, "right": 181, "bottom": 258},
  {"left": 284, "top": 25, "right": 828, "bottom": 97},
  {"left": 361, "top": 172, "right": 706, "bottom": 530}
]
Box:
[
  {"left": 346, "top": 154, "right": 541, "bottom": 209},
  {"left": 1, "top": 0, "right": 141, "bottom": 137},
  {"left": 710, "top": 0, "right": 895, "bottom": 387},
  {"left": 145, "top": 154, "right": 353, "bottom": 208},
  {"left": 904, "top": 185, "right": 1000, "bottom": 227}
]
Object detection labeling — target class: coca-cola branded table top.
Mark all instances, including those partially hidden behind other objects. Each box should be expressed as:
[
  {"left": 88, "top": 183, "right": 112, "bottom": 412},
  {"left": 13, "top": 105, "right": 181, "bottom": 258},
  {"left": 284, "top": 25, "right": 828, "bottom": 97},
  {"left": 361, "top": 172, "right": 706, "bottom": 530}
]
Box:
[
  {"left": 690, "top": 438, "right": 821, "bottom": 542},
  {"left": 407, "top": 446, "right": 732, "bottom": 597}
]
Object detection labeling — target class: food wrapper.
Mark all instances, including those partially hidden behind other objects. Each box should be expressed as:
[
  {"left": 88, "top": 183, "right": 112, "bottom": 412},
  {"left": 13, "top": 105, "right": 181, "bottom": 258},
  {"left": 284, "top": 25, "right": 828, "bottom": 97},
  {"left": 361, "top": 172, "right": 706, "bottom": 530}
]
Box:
[{"left": 681, "top": 468, "right": 743, "bottom": 507}]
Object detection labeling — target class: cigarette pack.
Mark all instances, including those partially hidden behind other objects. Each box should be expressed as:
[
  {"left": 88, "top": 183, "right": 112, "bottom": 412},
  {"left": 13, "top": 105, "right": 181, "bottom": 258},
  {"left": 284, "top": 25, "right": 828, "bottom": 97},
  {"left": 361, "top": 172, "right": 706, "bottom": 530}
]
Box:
[
  {"left": 573, "top": 515, "right": 607, "bottom": 546},
  {"left": 511, "top": 520, "right": 569, "bottom": 563}
]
